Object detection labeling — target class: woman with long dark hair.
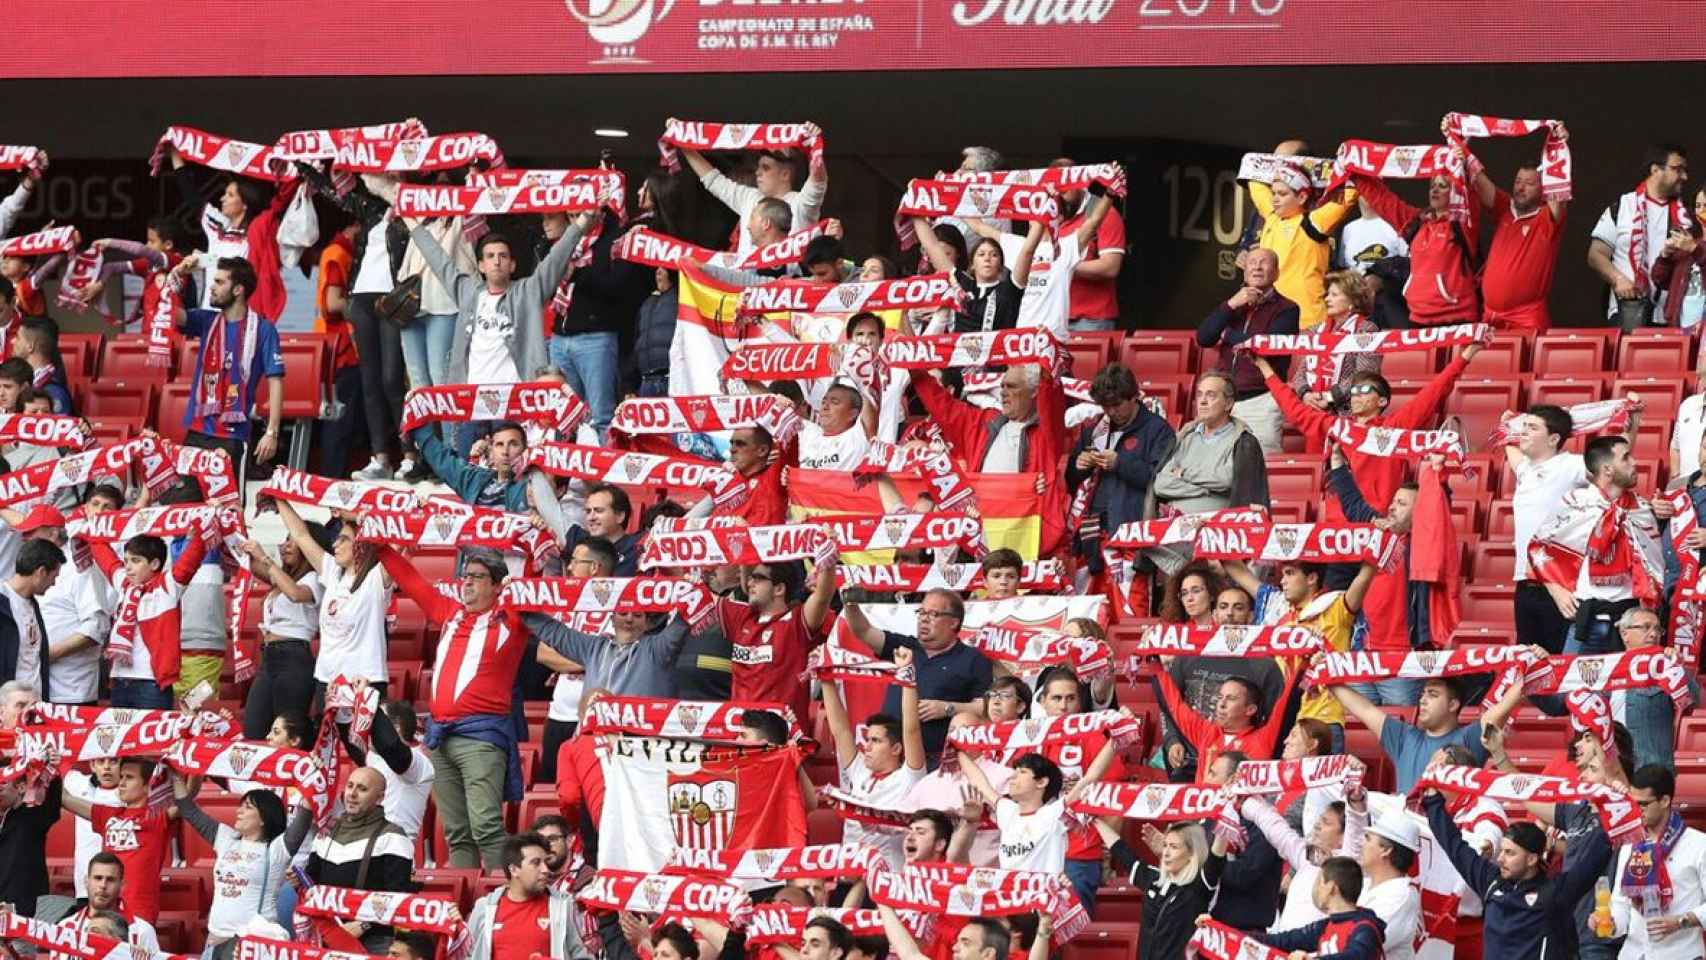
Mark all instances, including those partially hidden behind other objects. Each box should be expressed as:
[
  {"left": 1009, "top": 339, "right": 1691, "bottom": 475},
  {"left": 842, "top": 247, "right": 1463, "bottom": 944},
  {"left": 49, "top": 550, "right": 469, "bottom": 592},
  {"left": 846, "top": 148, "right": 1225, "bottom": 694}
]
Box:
[{"left": 173, "top": 775, "right": 309, "bottom": 958}]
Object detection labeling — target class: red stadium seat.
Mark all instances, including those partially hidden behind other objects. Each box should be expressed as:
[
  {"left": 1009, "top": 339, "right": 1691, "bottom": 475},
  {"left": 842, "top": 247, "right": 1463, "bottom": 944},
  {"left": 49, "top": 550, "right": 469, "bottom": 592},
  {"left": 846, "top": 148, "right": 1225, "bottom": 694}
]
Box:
[
  {"left": 1379, "top": 347, "right": 1439, "bottom": 379},
  {"left": 99, "top": 335, "right": 171, "bottom": 382},
  {"left": 1067, "top": 337, "right": 1113, "bottom": 379},
  {"left": 1612, "top": 376, "right": 1686, "bottom": 416},
  {"left": 1467, "top": 542, "right": 1516, "bottom": 584},
  {"left": 412, "top": 550, "right": 459, "bottom": 583},
  {"left": 1532, "top": 331, "right": 1612, "bottom": 374},
  {"left": 1120, "top": 334, "right": 1196, "bottom": 378},
  {"left": 807, "top": 807, "right": 844, "bottom": 845},
  {"left": 1452, "top": 623, "right": 1518, "bottom": 647},
  {"left": 84, "top": 380, "right": 156, "bottom": 428},
  {"left": 1264, "top": 457, "right": 1323, "bottom": 506},
  {"left": 1486, "top": 499, "right": 1515, "bottom": 539},
  {"left": 1061, "top": 924, "right": 1141, "bottom": 960},
  {"left": 1460, "top": 584, "right": 1515, "bottom": 624},
  {"left": 60, "top": 333, "right": 100, "bottom": 378},
  {"left": 1529, "top": 376, "right": 1608, "bottom": 408},
  {"left": 256, "top": 335, "right": 331, "bottom": 470},
  {"left": 157, "top": 382, "right": 193, "bottom": 444},
  {"left": 1466, "top": 333, "right": 1526, "bottom": 374},
  {"left": 1446, "top": 377, "right": 1523, "bottom": 451},
  {"left": 1616, "top": 329, "right": 1693, "bottom": 373},
  {"left": 175, "top": 337, "right": 201, "bottom": 377}
]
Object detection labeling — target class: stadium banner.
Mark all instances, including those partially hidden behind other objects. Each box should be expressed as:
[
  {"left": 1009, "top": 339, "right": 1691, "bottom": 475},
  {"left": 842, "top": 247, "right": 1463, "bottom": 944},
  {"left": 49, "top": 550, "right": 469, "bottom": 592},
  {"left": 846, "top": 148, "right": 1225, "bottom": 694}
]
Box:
[{"left": 6, "top": 3, "right": 1699, "bottom": 78}]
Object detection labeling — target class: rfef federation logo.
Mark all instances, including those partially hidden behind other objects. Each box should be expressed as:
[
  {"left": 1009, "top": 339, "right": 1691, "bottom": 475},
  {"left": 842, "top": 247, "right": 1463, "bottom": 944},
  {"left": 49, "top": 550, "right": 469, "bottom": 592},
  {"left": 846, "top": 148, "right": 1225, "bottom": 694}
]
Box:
[{"left": 565, "top": 0, "right": 676, "bottom": 63}]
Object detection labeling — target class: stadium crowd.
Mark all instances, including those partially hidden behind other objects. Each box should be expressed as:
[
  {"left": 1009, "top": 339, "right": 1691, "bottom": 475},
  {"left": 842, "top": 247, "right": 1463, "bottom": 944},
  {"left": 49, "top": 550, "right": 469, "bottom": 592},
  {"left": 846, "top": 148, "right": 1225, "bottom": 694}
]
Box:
[{"left": 0, "top": 112, "right": 1704, "bottom": 960}]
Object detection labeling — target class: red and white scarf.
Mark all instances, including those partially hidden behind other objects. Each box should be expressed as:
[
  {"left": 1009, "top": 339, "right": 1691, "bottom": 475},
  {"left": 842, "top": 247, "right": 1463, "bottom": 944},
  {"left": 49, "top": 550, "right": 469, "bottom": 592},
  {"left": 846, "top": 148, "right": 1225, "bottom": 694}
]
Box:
[
  {"left": 57, "top": 245, "right": 112, "bottom": 323},
  {"left": 356, "top": 502, "right": 556, "bottom": 574},
  {"left": 722, "top": 342, "right": 836, "bottom": 382},
  {"left": 330, "top": 132, "right": 504, "bottom": 174},
  {"left": 524, "top": 442, "right": 737, "bottom": 495},
  {"left": 1526, "top": 486, "right": 1663, "bottom": 604},
  {"left": 140, "top": 267, "right": 185, "bottom": 367},
  {"left": 959, "top": 624, "right": 1111, "bottom": 678},
  {"left": 866, "top": 860, "right": 1089, "bottom": 946},
  {"left": 1191, "top": 518, "right": 1398, "bottom": 567},
  {"left": 295, "top": 885, "right": 469, "bottom": 960},
  {"left": 165, "top": 441, "right": 241, "bottom": 506},
  {"left": 398, "top": 381, "right": 588, "bottom": 438},
  {"left": 271, "top": 121, "right": 424, "bottom": 162},
  {"left": 1487, "top": 398, "right": 1633, "bottom": 447},
  {"left": 614, "top": 224, "right": 826, "bottom": 274},
  {"left": 579, "top": 695, "right": 803, "bottom": 744},
  {"left": 0, "top": 413, "right": 87, "bottom": 449},
  {"left": 657, "top": 119, "right": 823, "bottom": 173},
  {"left": 196, "top": 307, "right": 262, "bottom": 424},
  {"left": 24, "top": 701, "right": 237, "bottom": 737},
  {"left": 947, "top": 162, "right": 1127, "bottom": 197},
  {"left": 640, "top": 520, "right": 832, "bottom": 570},
  {"left": 1529, "top": 650, "right": 1693, "bottom": 707},
  {"left": 1187, "top": 920, "right": 1289, "bottom": 960},
  {"left": 497, "top": 577, "right": 715, "bottom": 624},
  {"left": 1122, "top": 622, "right": 1324, "bottom": 659},
  {"left": 612, "top": 393, "right": 800, "bottom": 447},
  {"left": 0, "top": 437, "right": 175, "bottom": 508},
  {"left": 812, "top": 640, "right": 916, "bottom": 688},
  {"left": 1236, "top": 321, "right": 1488, "bottom": 359},
  {"left": 852, "top": 442, "right": 978, "bottom": 513},
  {"left": 1325, "top": 418, "right": 1465, "bottom": 461},
  {"left": 1625, "top": 179, "right": 1691, "bottom": 296},
  {"left": 1305, "top": 646, "right": 1549, "bottom": 690},
  {"left": 67, "top": 504, "right": 221, "bottom": 545},
  {"left": 664, "top": 842, "right": 875, "bottom": 880},
  {"left": 1665, "top": 486, "right": 1704, "bottom": 666},
  {"left": 879, "top": 328, "right": 1061, "bottom": 370},
  {"left": 894, "top": 179, "right": 1061, "bottom": 247},
  {"left": 1223, "top": 755, "right": 1364, "bottom": 797},
  {"left": 0, "top": 910, "right": 196, "bottom": 960},
  {"left": 1065, "top": 413, "right": 1114, "bottom": 538},
  {"left": 738, "top": 906, "right": 897, "bottom": 946},
  {"left": 1237, "top": 153, "right": 1336, "bottom": 190},
  {"left": 738, "top": 274, "right": 965, "bottom": 317},
  {"left": 395, "top": 177, "right": 608, "bottom": 217},
  {"left": 0, "top": 225, "right": 79, "bottom": 257},
  {"left": 1414, "top": 764, "right": 1643, "bottom": 845},
  {"left": 576, "top": 868, "right": 751, "bottom": 920},
  {"left": 815, "top": 785, "right": 917, "bottom": 828},
  {"left": 1297, "top": 313, "right": 1367, "bottom": 392},
  {"left": 810, "top": 511, "right": 984, "bottom": 554},
  {"left": 161, "top": 738, "right": 330, "bottom": 823},
  {"left": 1332, "top": 140, "right": 1469, "bottom": 221},
  {"left": 148, "top": 126, "right": 286, "bottom": 182},
  {"left": 946, "top": 709, "right": 1143, "bottom": 758},
  {"left": 836, "top": 560, "right": 1066, "bottom": 595},
  {"left": 1104, "top": 507, "right": 1270, "bottom": 552},
  {"left": 234, "top": 936, "right": 376, "bottom": 960},
  {"left": 0, "top": 145, "right": 46, "bottom": 174},
  {"left": 1442, "top": 112, "right": 1572, "bottom": 203},
  {"left": 1068, "top": 780, "right": 1228, "bottom": 822},
  {"left": 258, "top": 467, "right": 423, "bottom": 514}
]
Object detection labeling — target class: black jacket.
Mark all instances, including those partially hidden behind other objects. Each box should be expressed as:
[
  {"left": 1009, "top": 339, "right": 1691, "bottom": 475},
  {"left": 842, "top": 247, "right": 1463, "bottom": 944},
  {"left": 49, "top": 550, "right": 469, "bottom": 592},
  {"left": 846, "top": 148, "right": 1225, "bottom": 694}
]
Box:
[
  {"left": 1426, "top": 791, "right": 1610, "bottom": 960},
  {"left": 1211, "top": 815, "right": 1282, "bottom": 930},
  {"left": 552, "top": 211, "right": 652, "bottom": 338},
  {"left": 0, "top": 778, "right": 61, "bottom": 917},
  {"left": 0, "top": 587, "right": 49, "bottom": 696},
  {"left": 1065, "top": 406, "right": 1174, "bottom": 569},
  {"left": 1110, "top": 838, "right": 1224, "bottom": 960}
]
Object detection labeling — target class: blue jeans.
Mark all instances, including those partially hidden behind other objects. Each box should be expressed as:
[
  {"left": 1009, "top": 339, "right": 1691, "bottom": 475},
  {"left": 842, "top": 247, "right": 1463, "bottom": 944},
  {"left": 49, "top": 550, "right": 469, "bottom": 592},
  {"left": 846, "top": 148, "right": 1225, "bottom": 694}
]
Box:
[
  {"left": 639, "top": 374, "right": 670, "bottom": 398},
  {"left": 1563, "top": 618, "right": 1621, "bottom": 655},
  {"left": 110, "top": 678, "right": 174, "bottom": 709},
  {"left": 549, "top": 332, "right": 618, "bottom": 440},
  {"left": 401, "top": 312, "right": 454, "bottom": 389},
  {"left": 1064, "top": 857, "right": 1101, "bottom": 914},
  {"left": 1347, "top": 678, "right": 1422, "bottom": 706},
  {"left": 1068, "top": 318, "right": 1116, "bottom": 333}
]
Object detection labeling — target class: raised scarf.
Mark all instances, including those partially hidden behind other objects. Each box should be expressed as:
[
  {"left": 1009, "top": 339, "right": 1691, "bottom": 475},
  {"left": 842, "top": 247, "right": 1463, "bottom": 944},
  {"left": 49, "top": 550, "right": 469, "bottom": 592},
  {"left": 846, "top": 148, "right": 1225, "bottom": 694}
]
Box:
[
  {"left": 1486, "top": 398, "right": 1633, "bottom": 447},
  {"left": 1622, "top": 810, "right": 1687, "bottom": 910},
  {"left": 835, "top": 560, "right": 1066, "bottom": 594},
  {"left": 395, "top": 177, "right": 606, "bottom": 217},
  {"left": 656, "top": 119, "right": 823, "bottom": 174},
  {"left": 0, "top": 225, "right": 79, "bottom": 257},
  {"left": 639, "top": 520, "right": 833, "bottom": 570},
  {"left": 1442, "top": 112, "right": 1572, "bottom": 204},
  {"left": 1332, "top": 140, "right": 1470, "bottom": 221},
  {"left": 496, "top": 577, "right": 715, "bottom": 625},
  {"left": 0, "top": 910, "right": 197, "bottom": 960},
  {"left": 1103, "top": 506, "right": 1272, "bottom": 551},
  {"left": 1414, "top": 764, "right": 1643, "bottom": 845},
  {"left": 1188, "top": 920, "right": 1289, "bottom": 960},
  {"left": 0, "top": 145, "right": 45, "bottom": 173},
  {"left": 575, "top": 868, "right": 751, "bottom": 920},
  {"left": 398, "top": 381, "right": 588, "bottom": 438},
  {"left": 271, "top": 121, "right": 423, "bottom": 162},
  {"left": 663, "top": 842, "right": 875, "bottom": 880},
  {"left": 1305, "top": 646, "right": 1549, "bottom": 690},
  {"left": 330, "top": 132, "right": 503, "bottom": 174},
  {"left": 894, "top": 179, "right": 1061, "bottom": 247},
  {"left": 612, "top": 393, "right": 800, "bottom": 447},
  {"left": 1297, "top": 313, "right": 1367, "bottom": 392},
  {"left": 959, "top": 624, "right": 1110, "bottom": 678},
  {"left": 614, "top": 223, "right": 826, "bottom": 273},
  {"left": 1237, "top": 153, "right": 1336, "bottom": 190},
  {"left": 865, "top": 860, "right": 1088, "bottom": 947},
  {"left": 258, "top": 467, "right": 422, "bottom": 514},
  {"left": 808, "top": 511, "right": 985, "bottom": 554},
  {"left": 355, "top": 502, "right": 556, "bottom": 574},
  {"left": 524, "top": 441, "right": 736, "bottom": 496},
  {"left": 1236, "top": 320, "right": 1487, "bottom": 358},
  {"left": 578, "top": 695, "right": 804, "bottom": 744},
  {"left": 1324, "top": 419, "right": 1465, "bottom": 461},
  {"left": 0, "top": 413, "right": 87, "bottom": 449},
  {"left": 722, "top": 342, "right": 835, "bottom": 381},
  {"left": 1120, "top": 621, "right": 1324, "bottom": 659},
  {"left": 161, "top": 738, "right": 330, "bottom": 823},
  {"left": 737, "top": 274, "right": 965, "bottom": 317},
  {"left": 811, "top": 641, "right": 917, "bottom": 688},
  {"left": 234, "top": 937, "right": 378, "bottom": 960},
  {"left": 1191, "top": 518, "right": 1398, "bottom": 567},
  {"left": 879, "top": 327, "right": 1061, "bottom": 370},
  {"left": 295, "top": 884, "right": 468, "bottom": 960},
  {"left": 148, "top": 126, "right": 285, "bottom": 182},
  {"left": 946, "top": 709, "right": 1142, "bottom": 759},
  {"left": 737, "top": 906, "right": 898, "bottom": 946},
  {"left": 852, "top": 442, "right": 978, "bottom": 512}
]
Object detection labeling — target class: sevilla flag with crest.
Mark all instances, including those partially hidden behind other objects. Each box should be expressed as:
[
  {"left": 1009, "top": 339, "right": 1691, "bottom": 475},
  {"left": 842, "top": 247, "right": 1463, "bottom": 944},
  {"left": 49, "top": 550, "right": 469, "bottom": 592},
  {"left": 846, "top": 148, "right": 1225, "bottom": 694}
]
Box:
[{"left": 596, "top": 736, "right": 807, "bottom": 872}]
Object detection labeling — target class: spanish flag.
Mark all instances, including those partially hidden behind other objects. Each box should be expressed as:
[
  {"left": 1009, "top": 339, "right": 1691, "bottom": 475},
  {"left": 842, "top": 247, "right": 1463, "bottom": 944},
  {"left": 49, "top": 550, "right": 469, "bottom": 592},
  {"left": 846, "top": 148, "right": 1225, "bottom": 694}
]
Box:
[
  {"left": 788, "top": 468, "right": 1044, "bottom": 561},
  {"left": 669, "top": 266, "right": 759, "bottom": 396}
]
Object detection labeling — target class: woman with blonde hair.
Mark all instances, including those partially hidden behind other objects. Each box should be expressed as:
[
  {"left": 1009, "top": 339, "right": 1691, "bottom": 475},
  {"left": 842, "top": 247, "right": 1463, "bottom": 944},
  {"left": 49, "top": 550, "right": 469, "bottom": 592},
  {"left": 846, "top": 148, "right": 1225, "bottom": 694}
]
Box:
[
  {"left": 1096, "top": 818, "right": 1227, "bottom": 960},
  {"left": 1287, "top": 271, "right": 1383, "bottom": 431}
]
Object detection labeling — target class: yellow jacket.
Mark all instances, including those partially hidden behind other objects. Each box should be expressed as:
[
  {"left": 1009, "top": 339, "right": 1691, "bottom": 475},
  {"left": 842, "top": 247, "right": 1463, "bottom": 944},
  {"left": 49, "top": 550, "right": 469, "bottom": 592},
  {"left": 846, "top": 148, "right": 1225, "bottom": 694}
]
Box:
[{"left": 1249, "top": 181, "right": 1357, "bottom": 329}]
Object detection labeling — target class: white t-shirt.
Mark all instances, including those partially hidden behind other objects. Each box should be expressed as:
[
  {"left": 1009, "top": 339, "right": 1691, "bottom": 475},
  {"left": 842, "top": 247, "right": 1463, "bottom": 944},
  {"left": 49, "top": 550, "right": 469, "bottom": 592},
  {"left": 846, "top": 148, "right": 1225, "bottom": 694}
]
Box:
[
  {"left": 261, "top": 572, "right": 323, "bottom": 642},
  {"left": 352, "top": 219, "right": 394, "bottom": 296},
  {"left": 841, "top": 760, "right": 927, "bottom": 869},
  {"left": 1592, "top": 191, "right": 1687, "bottom": 318},
  {"left": 63, "top": 771, "right": 118, "bottom": 897},
  {"left": 313, "top": 555, "right": 392, "bottom": 683},
  {"left": 1674, "top": 394, "right": 1706, "bottom": 478},
  {"left": 207, "top": 825, "right": 291, "bottom": 940},
  {"left": 468, "top": 290, "right": 520, "bottom": 384},
  {"left": 1357, "top": 876, "right": 1420, "bottom": 960},
  {"left": 1511, "top": 452, "right": 1587, "bottom": 580},
  {"left": 548, "top": 673, "right": 586, "bottom": 723},
  {"left": 372, "top": 747, "right": 435, "bottom": 842},
  {"left": 996, "top": 232, "right": 1084, "bottom": 341},
  {"left": 1338, "top": 215, "right": 1408, "bottom": 274},
  {"left": 993, "top": 796, "right": 1069, "bottom": 873},
  {"left": 41, "top": 563, "right": 112, "bottom": 704},
  {"left": 3, "top": 581, "right": 41, "bottom": 686},
  {"left": 797, "top": 421, "right": 871, "bottom": 471}
]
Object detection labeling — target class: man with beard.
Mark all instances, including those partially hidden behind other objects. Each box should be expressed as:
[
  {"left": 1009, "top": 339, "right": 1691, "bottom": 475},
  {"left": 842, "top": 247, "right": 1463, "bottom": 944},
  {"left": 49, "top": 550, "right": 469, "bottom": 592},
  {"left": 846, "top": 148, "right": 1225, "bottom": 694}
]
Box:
[
  {"left": 52, "top": 853, "right": 161, "bottom": 952},
  {"left": 1590, "top": 144, "right": 1692, "bottom": 327},
  {"left": 467, "top": 832, "right": 598, "bottom": 960},
  {"left": 704, "top": 558, "right": 837, "bottom": 723},
  {"left": 1464, "top": 123, "right": 1572, "bottom": 330},
  {"left": 171, "top": 255, "right": 285, "bottom": 493}
]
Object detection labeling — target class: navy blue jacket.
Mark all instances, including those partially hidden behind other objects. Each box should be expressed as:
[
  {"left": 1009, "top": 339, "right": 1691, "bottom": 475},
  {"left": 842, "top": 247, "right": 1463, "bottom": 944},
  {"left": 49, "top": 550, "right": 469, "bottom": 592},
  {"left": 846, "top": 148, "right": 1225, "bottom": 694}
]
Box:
[{"left": 1260, "top": 907, "right": 1386, "bottom": 960}]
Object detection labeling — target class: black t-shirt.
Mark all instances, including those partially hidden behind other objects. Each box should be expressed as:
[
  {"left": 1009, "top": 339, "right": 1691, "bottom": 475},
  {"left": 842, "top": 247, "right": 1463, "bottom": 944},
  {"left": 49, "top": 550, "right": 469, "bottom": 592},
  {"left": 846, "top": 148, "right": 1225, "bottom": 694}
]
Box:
[
  {"left": 0, "top": 778, "right": 62, "bottom": 917},
  {"left": 953, "top": 271, "right": 1022, "bottom": 334},
  {"left": 879, "top": 631, "right": 994, "bottom": 762},
  {"left": 674, "top": 618, "right": 733, "bottom": 701}
]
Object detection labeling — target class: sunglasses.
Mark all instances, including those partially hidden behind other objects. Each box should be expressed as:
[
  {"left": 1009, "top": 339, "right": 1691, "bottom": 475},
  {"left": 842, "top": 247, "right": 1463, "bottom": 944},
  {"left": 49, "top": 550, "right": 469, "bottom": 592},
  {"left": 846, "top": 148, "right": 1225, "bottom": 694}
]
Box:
[{"left": 1348, "top": 384, "right": 1384, "bottom": 397}]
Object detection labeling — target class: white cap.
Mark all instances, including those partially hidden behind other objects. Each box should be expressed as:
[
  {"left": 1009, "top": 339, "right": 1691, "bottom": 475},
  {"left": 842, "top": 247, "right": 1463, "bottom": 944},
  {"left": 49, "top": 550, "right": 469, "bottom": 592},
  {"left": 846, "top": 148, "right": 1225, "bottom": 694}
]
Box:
[{"left": 1369, "top": 808, "right": 1420, "bottom": 852}]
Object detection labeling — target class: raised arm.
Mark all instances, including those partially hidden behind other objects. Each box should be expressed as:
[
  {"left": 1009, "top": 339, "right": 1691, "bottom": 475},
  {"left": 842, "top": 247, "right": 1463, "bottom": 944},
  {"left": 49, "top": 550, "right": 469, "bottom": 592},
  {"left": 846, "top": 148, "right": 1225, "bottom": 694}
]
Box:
[
  {"left": 376, "top": 546, "right": 449, "bottom": 622},
  {"left": 1071, "top": 192, "right": 1115, "bottom": 250},
  {"left": 896, "top": 647, "right": 926, "bottom": 773},
  {"left": 1348, "top": 173, "right": 1418, "bottom": 232},
  {"left": 912, "top": 217, "right": 961, "bottom": 276},
  {"left": 1239, "top": 796, "right": 1311, "bottom": 870},
  {"left": 821, "top": 671, "right": 857, "bottom": 770},
  {"left": 957, "top": 753, "right": 1002, "bottom": 809},
  {"left": 1342, "top": 562, "right": 1378, "bottom": 615},
  {"left": 407, "top": 222, "right": 475, "bottom": 306},
  {"left": 1326, "top": 672, "right": 1389, "bottom": 738},
  {"left": 242, "top": 540, "right": 316, "bottom": 604},
  {"left": 1009, "top": 220, "right": 1046, "bottom": 289},
  {"left": 835, "top": 602, "right": 885, "bottom": 655},
  {"left": 1151, "top": 666, "right": 1214, "bottom": 750},
  {"left": 803, "top": 554, "right": 838, "bottom": 633},
  {"left": 1424, "top": 790, "right": 1498, "bottom": 896},
  {"left": 274, "top": 500, "right": 328, "bottom": 571},
  {"left": 877, "top": 905, "right": 929, "bottom": 960}
]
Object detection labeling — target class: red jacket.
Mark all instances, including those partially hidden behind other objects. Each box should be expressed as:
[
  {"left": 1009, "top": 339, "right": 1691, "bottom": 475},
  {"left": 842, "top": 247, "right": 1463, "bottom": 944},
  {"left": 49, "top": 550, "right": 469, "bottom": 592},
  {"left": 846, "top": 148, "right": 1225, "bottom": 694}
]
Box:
[
  {"left": 1354, "top": 174, "right": 1480, "bottom": 325},
  {"left": 911, "top": 369, "right": 1070, "bottom": 555},
  {"left": 90, "top": 534, "right": 208, "bottom": 687},
  {"left": 1266, "top": 352, "right": 1469, "bottom": 518}
]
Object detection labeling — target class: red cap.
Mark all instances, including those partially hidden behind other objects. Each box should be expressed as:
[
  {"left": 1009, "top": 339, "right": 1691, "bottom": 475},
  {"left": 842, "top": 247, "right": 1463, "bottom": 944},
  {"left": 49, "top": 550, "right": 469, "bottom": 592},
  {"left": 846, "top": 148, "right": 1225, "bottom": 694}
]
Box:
[{"left": 14, "top": 503, "right": 67, "bottom": 532}]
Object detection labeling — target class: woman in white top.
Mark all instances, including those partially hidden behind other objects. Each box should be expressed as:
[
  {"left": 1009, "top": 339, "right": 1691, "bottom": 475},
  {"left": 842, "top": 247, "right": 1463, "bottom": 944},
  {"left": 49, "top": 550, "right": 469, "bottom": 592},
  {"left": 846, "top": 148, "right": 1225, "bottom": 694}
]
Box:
[
  {"left": 240, "top": 532, "right": 326, "bottom": 739},
  {"left": 173, "top": 774, "right": 309, "bottom": 957},
  {"left": 276, "top": 502, "right": 394, "bottom": 697}
]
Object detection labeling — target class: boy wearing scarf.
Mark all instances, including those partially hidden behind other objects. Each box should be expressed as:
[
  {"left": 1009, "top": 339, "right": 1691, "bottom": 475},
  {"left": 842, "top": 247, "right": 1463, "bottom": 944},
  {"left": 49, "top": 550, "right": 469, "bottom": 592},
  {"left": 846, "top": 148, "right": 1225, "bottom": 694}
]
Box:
[{"left": 1611, "top": 765, "right": 1706, "bottom": 959}]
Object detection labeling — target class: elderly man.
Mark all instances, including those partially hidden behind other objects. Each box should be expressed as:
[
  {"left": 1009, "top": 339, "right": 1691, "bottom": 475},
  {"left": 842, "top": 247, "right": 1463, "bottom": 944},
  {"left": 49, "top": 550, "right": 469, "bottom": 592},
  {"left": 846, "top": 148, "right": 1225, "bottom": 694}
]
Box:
[
  {"left": 911, "top": 361, "right": 1068, "bottom": 554},
  {"left": 841, "top": 589, "right": 994, "bottom": 765},
  {"left": 1142, "top": 371, "right": 1271, "bottom": 576},
  {"left": 1196, "top": 248, "right": 1299, "bottom": 453}
]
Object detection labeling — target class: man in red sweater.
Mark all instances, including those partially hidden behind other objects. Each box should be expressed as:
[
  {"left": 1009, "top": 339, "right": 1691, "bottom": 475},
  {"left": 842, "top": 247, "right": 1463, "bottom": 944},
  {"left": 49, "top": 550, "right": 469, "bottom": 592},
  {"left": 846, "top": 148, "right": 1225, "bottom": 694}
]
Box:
[
  {"left": 1351, "top": 171, "right": 1481, "bottom": 325},
  {"left": 1464, "top": 125, "right": 1571, "bottom": 331},
  {"left": 1252, "top": 340, "right": 1481, "bottom": 519},
  {"left": 910, "top": 363, "right": 1068, "bottom": 554}
]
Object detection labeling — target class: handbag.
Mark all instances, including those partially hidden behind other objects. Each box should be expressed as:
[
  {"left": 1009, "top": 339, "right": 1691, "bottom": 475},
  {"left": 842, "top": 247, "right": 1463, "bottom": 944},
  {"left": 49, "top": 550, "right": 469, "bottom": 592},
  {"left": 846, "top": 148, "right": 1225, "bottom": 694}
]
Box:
[{"left": 376, "top": 274, "right": 422, "bottom": 329}]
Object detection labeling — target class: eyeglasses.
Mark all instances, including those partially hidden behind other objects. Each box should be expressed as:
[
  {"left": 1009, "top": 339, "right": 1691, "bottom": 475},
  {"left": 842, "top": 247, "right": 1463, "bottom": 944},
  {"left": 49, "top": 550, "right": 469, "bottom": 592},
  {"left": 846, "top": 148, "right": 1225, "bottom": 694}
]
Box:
[
  {"left": 568, "top": 557, "right": 598, "bottom": 569},
  {"left": 986, "top": 690, "right": 1020, "bottom": 702},
  {"left": 916, "top": 608, "right": 959, "bottom": 621},
  {"left": 745, "top": 572, "right": 773, "bottom": 584}
]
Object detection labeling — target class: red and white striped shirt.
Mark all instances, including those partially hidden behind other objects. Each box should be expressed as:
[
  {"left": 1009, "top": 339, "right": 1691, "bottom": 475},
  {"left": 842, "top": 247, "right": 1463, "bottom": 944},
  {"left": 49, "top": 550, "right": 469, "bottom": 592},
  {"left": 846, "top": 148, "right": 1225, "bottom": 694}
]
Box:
[{"left": 429, "top": 605, "right": 529, "bottom": 721}]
